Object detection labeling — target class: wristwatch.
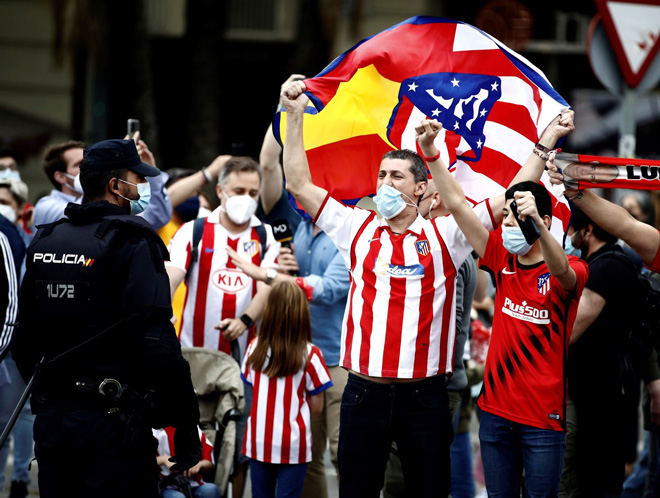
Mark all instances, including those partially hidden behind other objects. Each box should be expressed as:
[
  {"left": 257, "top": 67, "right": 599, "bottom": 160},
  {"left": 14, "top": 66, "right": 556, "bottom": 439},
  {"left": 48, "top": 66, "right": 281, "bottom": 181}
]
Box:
[{"left": 265, "top": 268, "right": 277, "bottom": 285}]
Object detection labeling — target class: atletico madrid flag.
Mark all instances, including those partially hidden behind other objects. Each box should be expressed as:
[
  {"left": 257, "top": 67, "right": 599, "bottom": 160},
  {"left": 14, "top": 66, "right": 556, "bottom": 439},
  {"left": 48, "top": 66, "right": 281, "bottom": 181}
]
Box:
[{"left": 274, "top": 16, "right": 572, "bottom": 232}]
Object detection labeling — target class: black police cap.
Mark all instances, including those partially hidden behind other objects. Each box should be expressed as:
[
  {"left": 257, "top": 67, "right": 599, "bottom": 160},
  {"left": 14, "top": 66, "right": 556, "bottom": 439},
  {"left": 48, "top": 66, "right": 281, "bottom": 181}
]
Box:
[{"left": 81, "top": 139, "right": 160, "bottom": 177}]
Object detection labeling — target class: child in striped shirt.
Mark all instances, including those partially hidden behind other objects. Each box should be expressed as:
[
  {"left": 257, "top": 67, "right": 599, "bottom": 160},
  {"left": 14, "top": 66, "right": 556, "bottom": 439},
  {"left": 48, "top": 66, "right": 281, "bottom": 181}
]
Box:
[{"left": 241, "top": 280, "right": 333, "bottom": 498}]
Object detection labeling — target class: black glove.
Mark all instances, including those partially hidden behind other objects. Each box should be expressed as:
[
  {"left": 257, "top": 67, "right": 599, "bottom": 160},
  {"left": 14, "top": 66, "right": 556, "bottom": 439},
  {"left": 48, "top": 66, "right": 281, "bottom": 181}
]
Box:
[{"left": 168, "top": 425, "right": 203, "bottom": 473}]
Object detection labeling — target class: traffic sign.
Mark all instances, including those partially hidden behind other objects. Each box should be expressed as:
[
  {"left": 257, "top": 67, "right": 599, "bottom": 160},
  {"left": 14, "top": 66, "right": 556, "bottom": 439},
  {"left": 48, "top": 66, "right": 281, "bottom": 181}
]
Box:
[{"left": 595, "top": 0, "right": 660, "bottom": 88}]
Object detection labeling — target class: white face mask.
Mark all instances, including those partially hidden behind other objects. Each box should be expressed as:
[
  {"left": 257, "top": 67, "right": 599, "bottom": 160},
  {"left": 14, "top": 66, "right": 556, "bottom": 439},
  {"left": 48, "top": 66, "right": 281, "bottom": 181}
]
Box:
[
  {"left": 63, "top": 172, "right": 83, "bottom": 195},
  {"left": 0, "top": 204, "right": 16, "bottom": 224},
  {"left": 222, "top": 193, "right": 257, "bottom": 225}
]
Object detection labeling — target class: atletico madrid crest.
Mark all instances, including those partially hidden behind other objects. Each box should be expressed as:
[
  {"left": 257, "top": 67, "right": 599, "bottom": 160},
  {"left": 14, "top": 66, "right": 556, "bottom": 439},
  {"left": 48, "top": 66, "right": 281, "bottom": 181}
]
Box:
[
  {"left": 243, "top": 240, "right": 259, "bottom": 259},
  {"left": 415, "top": 240, "right": 430, "bottom": 256},
  {"left": 537, "top": 272, "right": 551, "bottom": 296}
]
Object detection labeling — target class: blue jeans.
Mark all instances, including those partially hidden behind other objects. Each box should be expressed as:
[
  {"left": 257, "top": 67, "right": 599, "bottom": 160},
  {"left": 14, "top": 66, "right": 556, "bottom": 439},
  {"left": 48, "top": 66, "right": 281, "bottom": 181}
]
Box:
[
  {"left": 450, "top": 393, "right": 475, "bottom": 498},
  {"left": 480, "top": 410, "right": 565, "bottom": 498},
  {"left": 249, "top": 459, "right": 308, "bottom": 498},
  {"left": 0, "top": 353, "right": 35, "bottom": 488},
  {"left": 622, "top": 432, "right": 651, "bottom": 498},
  {"left": 338, "top": 373, "right": 453, "bottom": 498},
  {"left": 161, "top": 483, "right": 220, "bottom": 498}
]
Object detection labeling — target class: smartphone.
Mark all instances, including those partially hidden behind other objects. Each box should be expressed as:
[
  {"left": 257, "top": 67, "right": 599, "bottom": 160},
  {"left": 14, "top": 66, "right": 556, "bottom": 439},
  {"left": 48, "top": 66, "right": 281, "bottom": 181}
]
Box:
[
  {"left": 127, "top": 118, "right": 140, "bottom": 137},
  {"left": 510, "top": 199, "right": 540, "bottom": 245}
]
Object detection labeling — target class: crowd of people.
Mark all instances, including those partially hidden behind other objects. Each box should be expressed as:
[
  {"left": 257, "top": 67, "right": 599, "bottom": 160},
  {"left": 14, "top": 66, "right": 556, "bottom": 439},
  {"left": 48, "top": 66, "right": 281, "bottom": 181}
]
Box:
[{"left": 0, "top": 72, "right": 658, "bottom": 498}]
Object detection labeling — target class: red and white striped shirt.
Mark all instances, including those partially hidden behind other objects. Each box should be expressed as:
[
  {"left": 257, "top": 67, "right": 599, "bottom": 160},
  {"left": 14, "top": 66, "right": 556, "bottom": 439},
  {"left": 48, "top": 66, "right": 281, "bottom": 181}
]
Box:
[
  {"left": 241, "top": 339, "right": 333, "bottom": 464},
  {"left": 153, "top": 426, "right": 214, "bottom": 486},
  {"left": 315, "top": 194, "right": 495, "bottom": 378},
  {"left": 167, "top": 208, "right": 280, "bottom": 357}
]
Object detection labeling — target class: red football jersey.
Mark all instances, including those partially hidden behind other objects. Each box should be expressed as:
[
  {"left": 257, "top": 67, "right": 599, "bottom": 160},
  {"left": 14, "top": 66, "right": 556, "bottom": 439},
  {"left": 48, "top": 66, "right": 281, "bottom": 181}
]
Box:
[{"left": 478, "top": 229, "right": 588, "bottom": 431}]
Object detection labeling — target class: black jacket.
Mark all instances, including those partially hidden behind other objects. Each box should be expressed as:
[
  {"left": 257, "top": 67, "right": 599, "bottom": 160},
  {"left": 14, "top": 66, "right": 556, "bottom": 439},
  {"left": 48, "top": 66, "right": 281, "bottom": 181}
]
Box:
[{"left": 12, "top": 201, "right": 199, "bottom": 430}]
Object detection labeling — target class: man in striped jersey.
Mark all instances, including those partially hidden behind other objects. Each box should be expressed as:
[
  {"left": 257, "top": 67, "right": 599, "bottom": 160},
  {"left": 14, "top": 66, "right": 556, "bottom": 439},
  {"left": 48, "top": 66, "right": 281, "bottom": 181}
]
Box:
[
  {"left": 166, "top": 157, "right": 280, "bottom": 497},
  {"left": 281, "top": 80, "right": 575, "bottom": 497}
]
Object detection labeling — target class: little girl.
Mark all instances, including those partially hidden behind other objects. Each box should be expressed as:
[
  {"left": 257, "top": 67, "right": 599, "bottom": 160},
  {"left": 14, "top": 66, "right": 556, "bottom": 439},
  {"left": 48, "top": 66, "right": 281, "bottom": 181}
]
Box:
[{"left": 241, "top": 280, "right": 333, "bottom": 498}]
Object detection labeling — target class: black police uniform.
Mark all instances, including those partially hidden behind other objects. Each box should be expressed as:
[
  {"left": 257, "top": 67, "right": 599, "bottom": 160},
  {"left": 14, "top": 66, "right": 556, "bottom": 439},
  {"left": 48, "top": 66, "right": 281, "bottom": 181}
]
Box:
[{"left": 12, "top": 201, "right": 201, "bottom": 498}]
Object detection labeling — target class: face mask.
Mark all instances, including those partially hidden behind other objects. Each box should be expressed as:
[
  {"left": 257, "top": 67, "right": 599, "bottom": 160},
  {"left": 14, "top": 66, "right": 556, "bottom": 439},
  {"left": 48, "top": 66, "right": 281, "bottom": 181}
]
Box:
[
  {"left": 564, "top": 234, "right": 582, "bottom": 258},
  {"left": 117, "top": 178, "right": 151, "bottom": 215},
  {"left": 426, "top": 198, "right": 436, "bottom": 219},
  {"left": 501, "top": 225, "right": 533, "bottom": 255},
  {"left": 374, "top": 185, "right": 416, "bottom": 220},
  {"left": 175, "top": 196, "right": 200, "bottom": 223},
  {"left": 63, "top": 173, "right": 83, "bottom": 195},
  {"left": 0, "top": 170, "right": 20, "bottom": 181},
  {"left": 0, "top": 204, "right": 16, "bottom": 224},
  {"left": 223, "top": 193, "right": 257, "bottom": 225}
]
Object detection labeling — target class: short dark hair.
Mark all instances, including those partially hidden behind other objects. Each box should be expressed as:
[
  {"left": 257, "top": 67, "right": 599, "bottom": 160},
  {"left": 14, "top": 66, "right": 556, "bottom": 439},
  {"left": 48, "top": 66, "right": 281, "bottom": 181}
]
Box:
[
  {"left": 570, "top": 205, "right": 618, "bottom": 245},
  {"left": 0, "top": 147, "right": 18, "bottom": 162},
  {"left": 217, "top": 157, "right": 262, "bottom": 187},
  {"left": 80, "top": 167, "right": 127, "bottom": 202},
  {"left": 43, "top": 140, "right": 86, "bottom": 190},
  {"left": 505, "top": 181, "right": 552, "bottom": 219},
  {"left": 382, "top": 149, "right": 428, "bottom": 184}
]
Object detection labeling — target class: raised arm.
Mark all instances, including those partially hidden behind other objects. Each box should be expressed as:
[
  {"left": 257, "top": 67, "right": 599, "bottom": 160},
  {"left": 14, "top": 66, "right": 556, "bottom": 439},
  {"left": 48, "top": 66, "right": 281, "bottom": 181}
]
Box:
[
  {"left": 416, "top": 119, "right": 490, "bottom": 257},
  {"left": 509, "top": 109, "right": 575, "bottom": 186},
  {"left": 261, "top": 75, "right": 307, "bottom": 214},
  {"left": 512, "top": 190, "right": 576, "bottom": 290},
  {"left": 167, "top": 155, "right": 231, "bottom": 208},
  {"left": 547, "top": 156, "right": 660, "bottom": 266},
  {"left": 280, "top": 81, "right": 328, "bottom": 220}
]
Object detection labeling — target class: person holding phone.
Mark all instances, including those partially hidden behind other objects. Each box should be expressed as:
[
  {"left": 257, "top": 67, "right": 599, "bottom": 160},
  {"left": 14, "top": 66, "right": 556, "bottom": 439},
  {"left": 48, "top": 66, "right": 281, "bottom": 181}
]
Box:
[
  {"left": 33, "top": 119, "right": 172, "bottom": 229},
  {"left": 417, "top": 118, "right": 588, "bottom": 498}
]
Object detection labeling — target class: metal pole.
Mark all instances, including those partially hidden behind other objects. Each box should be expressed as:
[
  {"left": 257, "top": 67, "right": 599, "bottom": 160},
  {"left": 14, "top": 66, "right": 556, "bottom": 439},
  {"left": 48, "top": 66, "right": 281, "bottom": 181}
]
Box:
[{"left": 0, "top": 374, "right": 34, "bottom": 450}]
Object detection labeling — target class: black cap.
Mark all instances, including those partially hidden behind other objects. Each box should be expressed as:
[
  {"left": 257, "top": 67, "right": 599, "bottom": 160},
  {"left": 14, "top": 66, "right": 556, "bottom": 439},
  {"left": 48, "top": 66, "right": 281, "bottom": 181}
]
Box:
[{"left": 81, "top": 139, "right": 160, "bottom": 177}]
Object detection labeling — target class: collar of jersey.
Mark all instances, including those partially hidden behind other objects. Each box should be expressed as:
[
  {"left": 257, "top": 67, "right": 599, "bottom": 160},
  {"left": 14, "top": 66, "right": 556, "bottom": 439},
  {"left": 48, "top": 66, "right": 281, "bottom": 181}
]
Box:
[{"left": 378, "top": 212, "right": 426, "bottom": 236}]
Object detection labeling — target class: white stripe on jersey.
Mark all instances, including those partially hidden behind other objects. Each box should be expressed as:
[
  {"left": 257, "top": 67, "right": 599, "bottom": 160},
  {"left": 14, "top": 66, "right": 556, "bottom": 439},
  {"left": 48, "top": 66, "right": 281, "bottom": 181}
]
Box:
[
  {"left": 317, "top": 195, "right": 494, "bottom": 379},
  {"left": 241, "top": 340, "right": 332, "bottom": 464},
  {"left": 167, "top": 209, "right": 279, "bottom": 356}
]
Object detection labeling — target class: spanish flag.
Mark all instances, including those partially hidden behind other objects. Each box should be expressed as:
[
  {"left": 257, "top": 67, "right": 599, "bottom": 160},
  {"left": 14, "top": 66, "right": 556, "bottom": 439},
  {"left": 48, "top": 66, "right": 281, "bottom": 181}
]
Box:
[{"left": 275, "top": 17, "right": 571, "bottom": 230}]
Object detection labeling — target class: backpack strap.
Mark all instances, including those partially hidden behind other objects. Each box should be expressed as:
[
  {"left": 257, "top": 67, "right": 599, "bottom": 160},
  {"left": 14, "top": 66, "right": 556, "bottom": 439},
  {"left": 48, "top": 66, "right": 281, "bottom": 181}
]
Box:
[
  {"left": 255, "top": 224, "right": 267, "bottom": 259},
  {"left": 185, "top": 217, "right": 207, "bottom": 283}
]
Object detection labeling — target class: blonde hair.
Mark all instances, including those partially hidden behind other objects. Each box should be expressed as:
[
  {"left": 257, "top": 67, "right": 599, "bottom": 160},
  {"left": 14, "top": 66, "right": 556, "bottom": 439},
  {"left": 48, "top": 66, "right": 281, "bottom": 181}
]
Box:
[{"left": 249, "top": 280, "right": 312, "bottom": 377}]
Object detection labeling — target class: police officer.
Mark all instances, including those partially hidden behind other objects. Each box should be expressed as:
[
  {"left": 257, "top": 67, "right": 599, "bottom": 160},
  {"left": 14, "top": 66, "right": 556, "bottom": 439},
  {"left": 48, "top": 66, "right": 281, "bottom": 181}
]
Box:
[{"left": 11, "top": 139, "right": 201, "bottom": 498}]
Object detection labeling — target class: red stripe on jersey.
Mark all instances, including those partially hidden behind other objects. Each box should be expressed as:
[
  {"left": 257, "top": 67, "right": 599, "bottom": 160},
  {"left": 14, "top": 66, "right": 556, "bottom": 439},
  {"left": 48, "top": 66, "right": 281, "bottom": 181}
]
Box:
[
  {"left": 218, "top": 237, "right": 240, "bottom": 354},
  {"left": 280, "top": 375, "right": 293, "bottom": 464},
  {"left": 166, "top": 427, "right": 176, "bottom": 457},
  {"left": 431, "top": 222, "right": 457, "bottom": 373},
  {"left": 413, "top": 228, "right": 436, "bottom": 374},
  {"left": 344, "top": 212, "right": 377, "bottom": 367},
  {"left": 249, "top": 370, "right": 260, "bottom": 458},
  {"left": 306, "top": 350, "right": 323, "bottom": 387},
  {"left": 193, "top": 222, "right": 215, "bottom": 347},
  {"left": 312, "top": 192, "right": 332, "bottom": 224},
  {"left": 296, "top": 379, "right": 307, "bottom": 463},
  {"left": 358, "top": 227, "right": 383, "bottom": 371},
  {"left": 263, "top": 375, "right": 277, "bottom": 461},
  {"left": 179, "top": 240, "right": 193, "bottom": 337},
  {"left": 381, "top": 233, "right": 406, "bottom": 374}
]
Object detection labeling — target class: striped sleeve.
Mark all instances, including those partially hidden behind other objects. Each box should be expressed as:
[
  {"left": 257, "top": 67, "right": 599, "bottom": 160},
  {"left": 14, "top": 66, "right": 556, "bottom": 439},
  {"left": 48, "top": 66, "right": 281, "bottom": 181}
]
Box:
[
  {"left": 166, "top": 219, "right": 195, "bottom": 272},
  {"left": 315, "top": 195, "right": 372, "bottom": 269},
  {"left": 305, "top": 344, "right": 333, "bottom": 395},
  {"left": 0, "top": 232, "right": 18, "bottom": 360}
]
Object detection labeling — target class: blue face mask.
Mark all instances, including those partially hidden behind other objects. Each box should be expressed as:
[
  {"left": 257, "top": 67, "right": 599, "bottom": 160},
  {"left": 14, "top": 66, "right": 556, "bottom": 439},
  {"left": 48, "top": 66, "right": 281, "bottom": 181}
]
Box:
[
  {"left": 0, "top": 169, "right": 20, "bottom": 181},
  {"left": 501, "top": 225, "right": 533, "bottom": 255},
  {"left": 564, "top": 234, "right": 582, "bottom": 258},
  {"left": 374, "top": 184, "right": 416, "bottom": 220},
  {"left": 117, "top": 178, "right": 151, "bottom": 215}
]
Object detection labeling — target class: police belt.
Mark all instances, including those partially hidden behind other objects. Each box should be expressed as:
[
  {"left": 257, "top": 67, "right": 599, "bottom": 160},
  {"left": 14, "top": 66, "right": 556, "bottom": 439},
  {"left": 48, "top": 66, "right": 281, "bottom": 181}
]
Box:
[{"left": 40, "top": 377, "right": 150, "bottom": 413}]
